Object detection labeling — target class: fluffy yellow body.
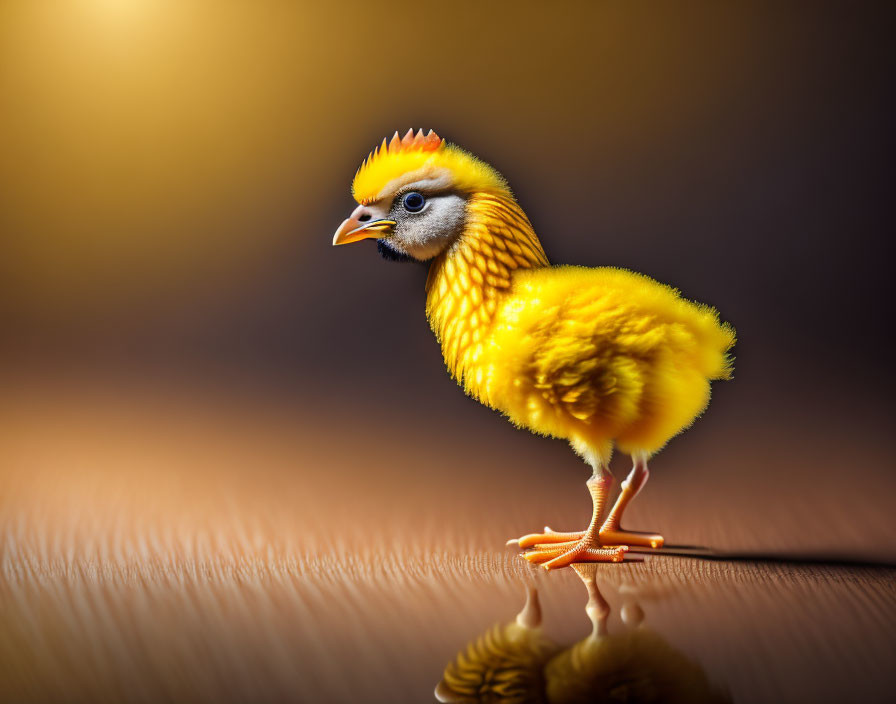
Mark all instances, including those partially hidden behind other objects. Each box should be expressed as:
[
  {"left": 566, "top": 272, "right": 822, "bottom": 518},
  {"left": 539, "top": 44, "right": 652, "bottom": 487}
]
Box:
[{"left": 425, "top": 193, "right": 735, "bottom": 461}]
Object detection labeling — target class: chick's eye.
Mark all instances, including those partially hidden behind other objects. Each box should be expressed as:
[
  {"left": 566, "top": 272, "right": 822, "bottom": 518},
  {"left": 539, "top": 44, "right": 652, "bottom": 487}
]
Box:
[{"left": 402, "top": 192, "right": 425, "bottom": 213}]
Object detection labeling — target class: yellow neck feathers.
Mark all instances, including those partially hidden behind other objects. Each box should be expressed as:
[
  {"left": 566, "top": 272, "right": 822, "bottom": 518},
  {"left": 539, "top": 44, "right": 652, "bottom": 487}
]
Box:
[{"left": 425, "top": 193, "right": 549, "bottom": 389}]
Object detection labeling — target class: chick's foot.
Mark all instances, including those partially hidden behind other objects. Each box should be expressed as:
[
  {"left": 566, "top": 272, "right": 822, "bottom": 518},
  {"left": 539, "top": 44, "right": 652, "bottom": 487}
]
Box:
[
  {"left": 519, "top": 535, "right": 628, "bottom": 569},
  {"left": 506, "top": 470, "right": 665, "bottom": 569},
  {"left": 508, "top": 525, "right": 664, "bottom": 551},
  {"left": 507, "top": 523, "right": 663, "bottom": 569}
]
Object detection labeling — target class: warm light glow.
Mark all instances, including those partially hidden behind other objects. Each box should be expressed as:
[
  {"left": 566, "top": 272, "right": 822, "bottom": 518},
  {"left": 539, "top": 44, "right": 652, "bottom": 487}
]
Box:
[{"left": 82, "top": 0, "right": 153, "bottom": 22}]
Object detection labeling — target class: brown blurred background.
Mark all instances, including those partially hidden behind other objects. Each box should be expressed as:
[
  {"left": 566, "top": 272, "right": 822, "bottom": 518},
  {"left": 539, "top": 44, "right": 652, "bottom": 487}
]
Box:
[
  {"left": 1, "top": 0, "right": 893, "bottom": 400},
  {"left": 1, "top": 2, "right": 894, "bottom": 702}
]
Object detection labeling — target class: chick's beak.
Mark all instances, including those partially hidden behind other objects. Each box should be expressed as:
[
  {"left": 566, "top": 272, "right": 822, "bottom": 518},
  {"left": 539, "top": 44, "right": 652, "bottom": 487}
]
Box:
[{"left": 332, "top": 204, "right": 396, "bottom": 246}]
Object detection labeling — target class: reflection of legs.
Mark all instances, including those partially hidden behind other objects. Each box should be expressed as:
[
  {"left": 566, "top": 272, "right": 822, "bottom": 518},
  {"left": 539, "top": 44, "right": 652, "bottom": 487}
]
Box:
[
  {"left": 599, "top": 453, "right": 664, "bottom": 549},
  {"left": 510, "top": 463, "right": 628, "bottom": 569},
  {"left": 572, "top": 564, "right": 610, "bottom": 638}
]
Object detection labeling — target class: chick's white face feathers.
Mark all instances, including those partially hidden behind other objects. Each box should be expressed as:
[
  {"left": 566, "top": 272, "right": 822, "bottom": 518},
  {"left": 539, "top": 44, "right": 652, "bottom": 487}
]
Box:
[
  {"left": 380, "top": 184, "right": 467, "bottom": 261},
  {"left": 331, "top": 179, "right": 467, "bottom": 260}
]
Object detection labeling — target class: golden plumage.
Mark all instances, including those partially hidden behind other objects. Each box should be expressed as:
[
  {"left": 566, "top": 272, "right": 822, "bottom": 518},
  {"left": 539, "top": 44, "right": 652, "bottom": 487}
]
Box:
[
  {"left": 336, "top": 130, "right": 735, "bottom": 566},
  {"left": 424, "top": 190, "right": 734, "bottom": 459}
]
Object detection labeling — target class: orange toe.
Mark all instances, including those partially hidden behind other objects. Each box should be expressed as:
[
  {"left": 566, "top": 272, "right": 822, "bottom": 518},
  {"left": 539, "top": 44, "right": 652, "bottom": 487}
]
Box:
[
  {"left": 599, "top": 528, "right": 664, "bottom": 549},
  {"left": 542, "top": 544, "right": 628, "bottom": 570},
  {"left": 514, "top": 529, "right": 586, "bottom": 549}
]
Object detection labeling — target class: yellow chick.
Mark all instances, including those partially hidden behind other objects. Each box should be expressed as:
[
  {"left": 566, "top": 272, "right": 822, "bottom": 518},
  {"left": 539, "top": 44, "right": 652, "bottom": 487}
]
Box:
[{"left": 333, "top": 130, "right": 735, "bottom": 568}]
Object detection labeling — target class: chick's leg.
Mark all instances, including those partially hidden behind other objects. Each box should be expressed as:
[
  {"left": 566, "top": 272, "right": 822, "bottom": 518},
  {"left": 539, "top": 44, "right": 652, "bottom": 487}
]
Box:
[
  {"left": 599, "top": 454, "right": 664, "bottom": 549},
  {"left": 508, "top": 471, "right": 608, "bottom": 549},
  {"left": 514, "top": 471, "right": 628, "bottom": 569}
]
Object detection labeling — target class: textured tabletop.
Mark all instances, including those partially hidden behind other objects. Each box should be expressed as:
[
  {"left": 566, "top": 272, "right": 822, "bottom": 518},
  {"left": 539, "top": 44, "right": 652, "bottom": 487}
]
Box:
[{"left": 2, "top": 375, "right": 894, "bottom": 703}]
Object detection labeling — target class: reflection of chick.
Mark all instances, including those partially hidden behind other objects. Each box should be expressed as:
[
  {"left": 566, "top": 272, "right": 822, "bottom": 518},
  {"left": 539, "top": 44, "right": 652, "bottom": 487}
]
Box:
[
  {"left": 436, "top": 570, "right": 729, "bottom": 704},
  {"left": 333, "top": 130, "right": 735, "bottom": 567},
  {"left": 544, "top": 565, "right": 730, "bottom": 704},
  {"left": 435, "top": 586, "right": 558, "bottom": 703}
]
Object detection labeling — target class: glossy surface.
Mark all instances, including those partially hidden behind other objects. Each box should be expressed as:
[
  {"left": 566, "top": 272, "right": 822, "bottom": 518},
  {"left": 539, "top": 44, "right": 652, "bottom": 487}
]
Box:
[{"left": 2, "top": 377, "right": 893, "bottom": 703}]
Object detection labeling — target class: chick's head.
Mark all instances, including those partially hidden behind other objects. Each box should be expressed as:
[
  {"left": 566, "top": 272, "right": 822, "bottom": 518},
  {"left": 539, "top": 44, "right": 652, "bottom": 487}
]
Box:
[{"left": 332, "top": 129, "right": 508, "bottom": 261}]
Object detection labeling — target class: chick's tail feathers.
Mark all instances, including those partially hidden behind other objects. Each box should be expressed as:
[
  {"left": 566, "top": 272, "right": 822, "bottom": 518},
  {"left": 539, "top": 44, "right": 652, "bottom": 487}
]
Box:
[{"left": 692, "top": 313, "right": 736, "bottom": 381}]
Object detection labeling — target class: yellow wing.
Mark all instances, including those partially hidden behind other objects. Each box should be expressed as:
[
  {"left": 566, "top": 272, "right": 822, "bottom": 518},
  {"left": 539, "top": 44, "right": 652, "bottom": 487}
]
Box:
[{"left": 482, "top": 265, "right": 735, "bottom": 454}]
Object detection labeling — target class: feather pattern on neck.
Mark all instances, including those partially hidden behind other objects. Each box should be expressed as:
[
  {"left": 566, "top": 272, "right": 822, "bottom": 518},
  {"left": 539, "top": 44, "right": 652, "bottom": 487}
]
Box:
[{"left": 425, "top": 193, "right": 549, "bottom": 399}]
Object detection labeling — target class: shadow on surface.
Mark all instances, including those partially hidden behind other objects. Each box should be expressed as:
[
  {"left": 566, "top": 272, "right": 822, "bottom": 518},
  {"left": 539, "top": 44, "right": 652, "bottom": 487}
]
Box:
[{"left": 631, "top": 545, "right": 896, "bottom": 570}]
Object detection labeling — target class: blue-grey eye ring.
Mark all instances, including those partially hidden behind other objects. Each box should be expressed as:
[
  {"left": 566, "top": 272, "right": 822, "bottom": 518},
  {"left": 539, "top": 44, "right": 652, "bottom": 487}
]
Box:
[{"left": 402, "top": 192, "right": 425, "bottom": 213}]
